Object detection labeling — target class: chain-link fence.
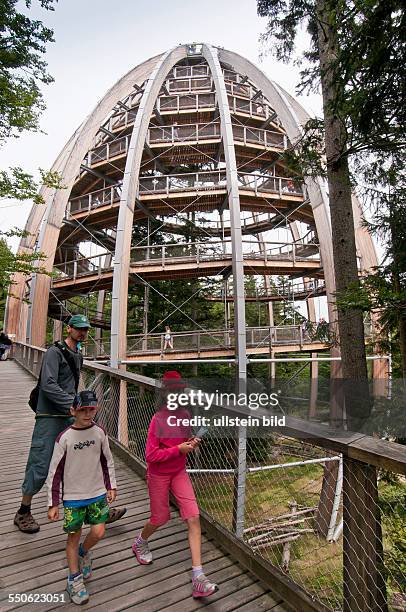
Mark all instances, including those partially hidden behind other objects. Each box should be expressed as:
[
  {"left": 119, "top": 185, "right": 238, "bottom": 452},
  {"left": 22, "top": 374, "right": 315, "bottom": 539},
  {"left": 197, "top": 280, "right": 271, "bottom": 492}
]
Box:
[{"left": 13, "top": 342, "right": 406, "bottom": 612}]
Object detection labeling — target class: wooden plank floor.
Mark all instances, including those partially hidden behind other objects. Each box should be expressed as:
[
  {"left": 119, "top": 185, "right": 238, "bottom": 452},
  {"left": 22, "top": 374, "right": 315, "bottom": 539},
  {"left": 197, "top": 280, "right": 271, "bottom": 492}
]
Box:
[{"left": 0, "top": 360, "right": 288, "bottom": 611}]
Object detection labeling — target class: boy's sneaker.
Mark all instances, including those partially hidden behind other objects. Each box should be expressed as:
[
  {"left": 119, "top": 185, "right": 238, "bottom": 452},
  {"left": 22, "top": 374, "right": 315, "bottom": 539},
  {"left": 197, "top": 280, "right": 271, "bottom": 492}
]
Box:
[
  {"left": 79, "top": 548, "right": 92, "bottom": 579},
  {"left": 66, "top": 574, "right": 89, "bottom": 605},
  {"left": 192, "top": 574, "right": 219, "bottom": 598},
  {"left": 132, "top": 538, "right": 153, "bottom": 564}
]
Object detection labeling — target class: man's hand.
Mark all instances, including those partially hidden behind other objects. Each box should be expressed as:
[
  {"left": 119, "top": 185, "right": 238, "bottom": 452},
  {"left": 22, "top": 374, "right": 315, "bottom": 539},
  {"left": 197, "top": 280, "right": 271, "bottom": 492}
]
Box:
[
  {"left": 178, "top": 441, "right": 195, "bottom": 454},
  {"left": 107, "top": 489, "right": 117, "bottom": 503},
  {"left": 48, "top": 506, "right": 59, "bottom": 521}
]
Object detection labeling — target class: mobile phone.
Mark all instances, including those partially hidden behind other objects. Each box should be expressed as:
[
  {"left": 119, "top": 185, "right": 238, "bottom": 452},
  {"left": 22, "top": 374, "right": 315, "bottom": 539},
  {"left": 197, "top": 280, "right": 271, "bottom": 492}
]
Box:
[{"left": 195, "top": 426, "right": 209, "bottom": 439}]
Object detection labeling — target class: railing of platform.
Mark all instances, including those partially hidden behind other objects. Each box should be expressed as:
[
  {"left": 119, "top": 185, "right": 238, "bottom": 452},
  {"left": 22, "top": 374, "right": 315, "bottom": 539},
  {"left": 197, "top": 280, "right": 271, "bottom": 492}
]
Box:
[
  {"left": 160, "top": 212, "right": 312, "bottom": 235},
  {"left": 169, "top": 64, "right": 210, "bottom": 78},
  {"left": 167, "top": 76, "right": 212, "bottom": 93},
  {"left": 121, "top": 325, "right": 329, "bottom": 357},
  {"left": 12, "top": 341, "right": 406, "bottom": 612},
  {"left": 138, "top": 170, "right": 303, "bottom": 196},
  {"left": 146, "top": 121, "right": 286, "bottom": 149},
  {"left": 101, "top": 88, "right": 279, "bottom": 135},
  {"left": 157, "top": 92, "right": 216, "bottom": 113},
  {"left": 86, "top": 134, "right": 130, "bottom": 166},
  {"left": 52, "top": 239, "right": 320, "bottom": 281},
  {"left": 208, "top": 279, "right": 327, "bottom": 300},
  {"left": 85, "top": 124, "right": 289, "bottom": 170},
  {"left": 67, "top": 184, "right": 122, "bottom": 216}
]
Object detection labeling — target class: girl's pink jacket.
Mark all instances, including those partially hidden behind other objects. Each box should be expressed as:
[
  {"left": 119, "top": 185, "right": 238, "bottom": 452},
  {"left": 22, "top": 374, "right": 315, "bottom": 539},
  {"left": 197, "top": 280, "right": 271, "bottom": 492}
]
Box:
[{"left": 145, "top": 407, "right": 192, "bottom": 475}]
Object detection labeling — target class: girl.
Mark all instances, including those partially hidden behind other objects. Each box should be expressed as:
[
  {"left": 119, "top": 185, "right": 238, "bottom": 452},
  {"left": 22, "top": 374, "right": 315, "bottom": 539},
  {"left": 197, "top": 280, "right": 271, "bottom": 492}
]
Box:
[
  {"left": 132, "top": 370, "right": 218, "bottom": 599},
  {"left": 163, "top": 326, "right": 173, "bottom": 351}
]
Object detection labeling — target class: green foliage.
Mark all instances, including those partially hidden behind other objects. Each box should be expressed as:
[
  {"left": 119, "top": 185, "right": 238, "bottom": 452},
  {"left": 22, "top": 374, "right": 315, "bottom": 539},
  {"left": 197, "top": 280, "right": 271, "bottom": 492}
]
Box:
[
  {"left": 0, "top": 1, "right": 59, "bottom": 299},
  {"left": 0, "top": 0, "right": 56, "bottom": 142},
  {"left": 0, "top": 236, "right": 48, "bottom": 290},
  {"left": 258, "top": 0, "right": 406, "bottom": 157},
  {"left": 257, "top": 0, "right": 406, "bottom": 375},
  {"left": 379, "top": 480, "right": 406, "bottom": 593},
  {"left": 0, "top": 166, "right": 65, "bottom": 203}
]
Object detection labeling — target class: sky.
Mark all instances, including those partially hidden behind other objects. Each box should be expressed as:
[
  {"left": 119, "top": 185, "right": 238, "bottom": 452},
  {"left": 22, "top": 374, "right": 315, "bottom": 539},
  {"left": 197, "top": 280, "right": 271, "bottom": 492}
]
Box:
[{"left": 0, "top": 0, "right": 323, "bottom": 249}]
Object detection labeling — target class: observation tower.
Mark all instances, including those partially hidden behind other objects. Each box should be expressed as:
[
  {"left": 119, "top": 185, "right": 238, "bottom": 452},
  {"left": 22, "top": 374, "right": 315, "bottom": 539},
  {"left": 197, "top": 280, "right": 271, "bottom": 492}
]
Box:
[{"left": 6, "top": 43, "right": 379, "bottom": 376}]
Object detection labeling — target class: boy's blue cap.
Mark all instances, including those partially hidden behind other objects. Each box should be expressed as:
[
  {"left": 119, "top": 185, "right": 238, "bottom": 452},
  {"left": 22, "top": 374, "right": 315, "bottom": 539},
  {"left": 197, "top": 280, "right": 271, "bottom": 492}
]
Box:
[
  {"left": 73, "top": 390, "right": 97, "bottom": 409},
  {"left": 68, "top": 314, "right": 90, "bottom": 328}
]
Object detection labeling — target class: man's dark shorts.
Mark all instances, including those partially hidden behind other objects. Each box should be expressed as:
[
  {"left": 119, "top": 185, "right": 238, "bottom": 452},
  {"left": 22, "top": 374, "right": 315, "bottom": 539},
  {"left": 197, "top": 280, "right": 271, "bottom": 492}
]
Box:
[{"left": 22, "top": 416, "right": 73, "bottom": 496}]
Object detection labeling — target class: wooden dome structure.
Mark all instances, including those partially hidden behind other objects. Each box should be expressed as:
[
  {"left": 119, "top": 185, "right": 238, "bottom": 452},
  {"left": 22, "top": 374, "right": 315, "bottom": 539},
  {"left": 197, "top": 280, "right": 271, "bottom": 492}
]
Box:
[{"left": 6, "top": 43, "right": 378, "bottom": 375}]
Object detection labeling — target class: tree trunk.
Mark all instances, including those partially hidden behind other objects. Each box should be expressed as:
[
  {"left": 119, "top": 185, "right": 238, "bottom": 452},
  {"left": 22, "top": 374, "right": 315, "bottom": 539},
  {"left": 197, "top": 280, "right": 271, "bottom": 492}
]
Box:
[
  {"left": 316, "top": 0, "right": 372, "bottom": 434},
  {"left": 316, "top": 0, "right": 368, "bottom": 385},
  {"left": 398, "top": 311, "right": 406, "bottom": 380},
  {"left": 389, "top": 202, "right": 406, "bottom": 379},
  {"left": 315, "top": 3, "right": 387, "bottom": 610}
]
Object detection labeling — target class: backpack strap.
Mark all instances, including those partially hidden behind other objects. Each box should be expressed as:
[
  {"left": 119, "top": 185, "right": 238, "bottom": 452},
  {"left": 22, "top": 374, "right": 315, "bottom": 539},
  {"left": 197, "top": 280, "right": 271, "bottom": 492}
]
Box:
[{"left": 54, "top": 341, "right": 82, "bottom": 392}]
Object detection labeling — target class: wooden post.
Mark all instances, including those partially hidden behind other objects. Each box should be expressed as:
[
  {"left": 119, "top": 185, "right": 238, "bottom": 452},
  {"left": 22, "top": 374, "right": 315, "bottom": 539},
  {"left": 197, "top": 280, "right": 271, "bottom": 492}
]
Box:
[
  {"left": 309, "top": 352, "right": 318, "bottom": 419},
  {"left": 52, "top": 319, "right": 63, "bottom": 343},
  {"left": 343, "top": 458, "right": 388, "bottom": 612},
  {"left": 118, "top": 379, "right": 129, "bottom": 447},
  {"left": 314, "top": 458, "right": 340, "bottom": 538},
  {"left": 232, "top": 424, "right": 247, "bottom": 538},
  {"left": 142, "top": 285, "right": 149, "bottom": 352},
  {"left": 282, "top": 501, "right": 297, "bottom": 572}
]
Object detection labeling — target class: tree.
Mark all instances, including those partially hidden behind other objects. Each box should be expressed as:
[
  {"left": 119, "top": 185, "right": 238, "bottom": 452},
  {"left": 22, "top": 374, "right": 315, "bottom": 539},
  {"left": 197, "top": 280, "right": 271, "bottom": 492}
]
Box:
[
  {"left": 258, "top": 0, "right": 369, "bottom": 388},
  {"left": 258, "top": 0, "right": 406, "bottom": 388},
  {"left": 0, "top": 0, "right": 58, "bottom": 295},
  {"left": 338, "top": 150, "right": 406, "bottom": 379},
  {"left": 257, "top": 2, "right": 405, "bottom": 610},
  {"left": 0, "top": 0, "right": 55, "bottom": 142}
]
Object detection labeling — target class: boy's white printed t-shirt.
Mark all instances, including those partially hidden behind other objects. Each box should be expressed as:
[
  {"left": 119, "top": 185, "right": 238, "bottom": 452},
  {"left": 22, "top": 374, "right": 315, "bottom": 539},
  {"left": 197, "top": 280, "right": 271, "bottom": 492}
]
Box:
[{"left": 46, "top": 423, "right": 117, "bottom": 507}]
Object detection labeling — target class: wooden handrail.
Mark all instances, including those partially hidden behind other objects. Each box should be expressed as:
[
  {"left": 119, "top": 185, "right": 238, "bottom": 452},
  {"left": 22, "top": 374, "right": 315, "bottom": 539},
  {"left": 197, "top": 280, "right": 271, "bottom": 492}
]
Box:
[{"left": 13, "top": 341, "right": 406, "bottom": 475}]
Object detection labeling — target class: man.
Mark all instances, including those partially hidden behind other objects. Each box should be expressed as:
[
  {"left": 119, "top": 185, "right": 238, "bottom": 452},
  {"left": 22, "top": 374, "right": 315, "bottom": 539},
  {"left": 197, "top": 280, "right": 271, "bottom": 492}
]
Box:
[
  {"left": 14, "top": 314, "right": 126, "bottom": 533},
  {"left": 0, "top": 328, "right": 12, "bottom": 360}
]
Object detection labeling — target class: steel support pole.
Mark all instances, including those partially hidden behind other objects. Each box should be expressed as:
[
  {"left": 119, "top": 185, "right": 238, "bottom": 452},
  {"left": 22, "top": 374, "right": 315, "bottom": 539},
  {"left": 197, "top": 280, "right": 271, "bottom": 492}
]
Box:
[
  {"left": 109, "top": 46, "right": 187, "bottom": 453},
  {"left": 110, "top": 46, "right": 186, "bottom": 369},
  {"left": 203, "top": 44, "right": 247, "bottom": 537}
]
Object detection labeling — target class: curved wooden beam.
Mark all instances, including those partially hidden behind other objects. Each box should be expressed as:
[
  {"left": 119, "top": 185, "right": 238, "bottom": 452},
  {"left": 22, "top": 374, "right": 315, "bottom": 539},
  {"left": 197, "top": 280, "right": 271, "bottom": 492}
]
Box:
[
  {"left": 110, "top": 46, "right": 187, "bottom": 367},
  {"left": 21, "top": 53, "right": 163, "bottom": 346},
  {"left": 5, "top": 127, "right": 81, "bottom": 340},
  {"left": 202, "top": 43, "right": 247, "bottom": 379}
]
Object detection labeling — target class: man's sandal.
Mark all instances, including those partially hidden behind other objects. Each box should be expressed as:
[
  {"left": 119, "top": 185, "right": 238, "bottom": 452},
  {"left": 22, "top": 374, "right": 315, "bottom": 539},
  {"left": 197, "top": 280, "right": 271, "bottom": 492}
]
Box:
[
  {"left": 14, "top": 512, "right": 40, "bottom": 534},
  {"left": 105, "top": 506, "right": 127, "bottom": 524}
]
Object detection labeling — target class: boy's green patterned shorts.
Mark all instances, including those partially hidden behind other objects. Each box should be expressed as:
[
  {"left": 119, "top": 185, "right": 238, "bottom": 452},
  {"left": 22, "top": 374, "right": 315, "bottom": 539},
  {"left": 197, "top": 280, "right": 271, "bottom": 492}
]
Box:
[{"left": 63, "top": 496, "right": 109, "bottom": 533}]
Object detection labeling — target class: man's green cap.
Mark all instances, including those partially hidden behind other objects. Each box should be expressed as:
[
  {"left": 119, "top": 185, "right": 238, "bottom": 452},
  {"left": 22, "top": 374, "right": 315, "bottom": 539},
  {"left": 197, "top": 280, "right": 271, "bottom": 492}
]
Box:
[{"left": 67, "top": 314, "right": 91, "bottom": 329}]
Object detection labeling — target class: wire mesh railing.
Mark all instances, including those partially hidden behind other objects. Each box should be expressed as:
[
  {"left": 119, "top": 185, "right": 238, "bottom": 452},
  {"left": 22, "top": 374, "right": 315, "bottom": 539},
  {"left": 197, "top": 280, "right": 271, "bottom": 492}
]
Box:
[
  {"left": 13, "top": 342, "right": 405, "bottom": 612},
  {"left": 52, "top": 238, "right": 321, "bottom": 282},
  {"left": 138, "top": 170, "right": 303, "bottom": 197},
  {"left": 122, "top": 325, "right": 327, "bottom": 357}
]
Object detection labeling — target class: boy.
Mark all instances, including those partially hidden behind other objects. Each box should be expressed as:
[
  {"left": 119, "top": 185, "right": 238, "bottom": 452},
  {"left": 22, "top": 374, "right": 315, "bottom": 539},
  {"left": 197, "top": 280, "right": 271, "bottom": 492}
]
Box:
[{"left": 46, "top": 390, "right": 117, "bottom": 605}]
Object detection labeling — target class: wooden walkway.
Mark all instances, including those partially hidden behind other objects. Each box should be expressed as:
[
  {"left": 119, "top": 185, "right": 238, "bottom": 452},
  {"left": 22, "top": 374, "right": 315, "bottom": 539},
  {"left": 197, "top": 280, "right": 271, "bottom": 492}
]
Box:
[{"left": 0, "top": 361, "right": 288, "bottom": 612}]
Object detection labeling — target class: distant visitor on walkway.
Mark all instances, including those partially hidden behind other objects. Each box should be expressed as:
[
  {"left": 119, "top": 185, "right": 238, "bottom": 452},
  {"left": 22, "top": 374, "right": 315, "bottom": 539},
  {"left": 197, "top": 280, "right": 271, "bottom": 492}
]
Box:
[{"left": 164, "top": 325, "right": 174, "bottom": 351}]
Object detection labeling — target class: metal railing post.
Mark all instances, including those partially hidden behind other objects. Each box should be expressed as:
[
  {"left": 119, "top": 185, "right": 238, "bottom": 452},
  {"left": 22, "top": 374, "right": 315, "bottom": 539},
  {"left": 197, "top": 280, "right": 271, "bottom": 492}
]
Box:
[{"left": 233, "top": 424, "right": 247, "bottom": 538}]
